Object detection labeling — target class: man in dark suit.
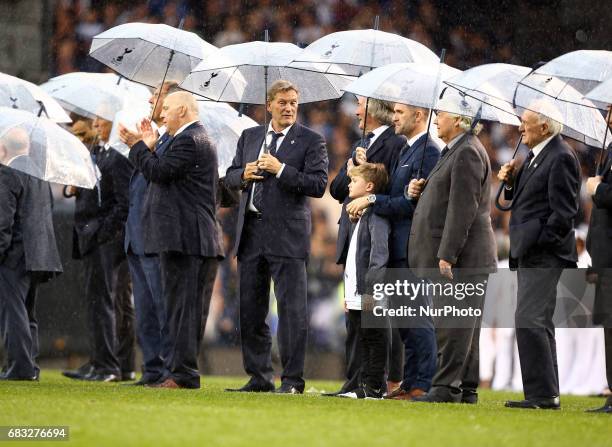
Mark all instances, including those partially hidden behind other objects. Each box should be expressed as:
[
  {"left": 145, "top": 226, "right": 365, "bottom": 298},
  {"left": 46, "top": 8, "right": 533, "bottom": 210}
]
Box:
[
  {"left": 0, "top": 135, "right": 62, "bottom": 381},
  {"left": 347, "top": 102, "right": 441, "bottom": 400},
  {"left": 225, "top": 80, "right": 328, "bottom": 394},
  {"left": 498, "top": 105, "right": 581, "bottom": 410},
  {"left": 586, "top": 108, "right": 612, "bottom": 414},
  {"left": 408, "top": 92, "right": 497, "bottom": 403},
  {"left": 327, "top": 97, "right": 404, "bottom": 396},
  {"left": 119, "top": 81, "right": 181, "bottom": 386},
  {"left": 62, "top": 116, "right": 134, "bottom": 382},
  {"left": 129, "top": 91, "right": 221, "bottom": 389}
]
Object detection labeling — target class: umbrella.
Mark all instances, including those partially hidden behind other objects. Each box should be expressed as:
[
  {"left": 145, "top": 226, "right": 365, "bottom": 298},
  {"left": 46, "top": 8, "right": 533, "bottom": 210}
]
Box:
[
  {"left": 113, "top": 101, "right": 257, "bottom": 177},
  {"left": 0, "top": 107, "right": 97, "bottom": 188},
  {"left": 585, "top": 77, "right": 612, "bottom": 108},
  {"left": 526, "top": 50, "right": 612, "bottom": 105},
  {"left": 180, "top": 40, "right": 349, "bottom": 105},
  {"left": 445, "top": 63, "right": 610, "bottom": 147},
  {"left": 41, "top": 72, "right": 151, "bottom": 122},
  {"left": 0, "top": 72, "right": 71, "bottom": 123},
  {"left": 89, "top": 22, "right": 218, "bottom": 88},
  {"left": 289, "top": 29, "right": 439, "bottom": 76}
]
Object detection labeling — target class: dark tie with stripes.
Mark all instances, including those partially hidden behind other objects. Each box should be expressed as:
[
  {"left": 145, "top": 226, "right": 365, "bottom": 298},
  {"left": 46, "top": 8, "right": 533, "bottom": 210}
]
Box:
[{"left": 253, "top": 131, "right": 283, "bottom": 211}]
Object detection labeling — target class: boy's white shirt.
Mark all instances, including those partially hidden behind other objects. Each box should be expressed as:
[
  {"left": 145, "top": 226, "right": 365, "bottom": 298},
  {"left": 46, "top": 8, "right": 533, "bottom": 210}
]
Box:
[{"left": 344, "top": 216, "right": 362, "bottom": 311}]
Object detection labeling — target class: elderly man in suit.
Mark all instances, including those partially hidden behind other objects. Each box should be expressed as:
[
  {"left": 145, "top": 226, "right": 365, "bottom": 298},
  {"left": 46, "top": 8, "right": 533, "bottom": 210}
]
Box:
[
  {"left": 347, "top": 102, "right": 441, "bottom": 400},
  {"left": 225, "top": 80, "right": 328, "bottom": 394},
  {"left": 498, "top": 102, "right": 581, "bottom": 410},
  {"left": 408, "top": 91, "right": 497, "bottom": 403},
  {"left": 119, "top": 81, "right": 182, "bottom": 386},
  {"left": 62, "top": 115, "right": 134, "bottom": 382},
  {"left": 585, "top": 107, "right": 612, "bottom": 414},
  {"left": 327, "top": 97, "right": 404, "bottom": 396},
  {"left": 129, "top": 91, "right": 221, "bottom": 389},
  {"left": 0, "top": 133, "right": 62, "bottom": 381}
]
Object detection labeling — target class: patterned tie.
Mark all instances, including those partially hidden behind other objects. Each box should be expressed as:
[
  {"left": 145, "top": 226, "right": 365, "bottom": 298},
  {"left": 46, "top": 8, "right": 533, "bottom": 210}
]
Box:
[
  {"left": 440, "top": 145, "right": 449, "bottom": 158},
  {"left": 525, "top": 150, "right": 535, "bottom": 168},
  {"left": 362, "top": 131, "right": 375, "bottom": 149},
  {"left": 156, "top": 132, "right": 170, "bottom": 150},
  {"left": 253, "top": 131, "right": 284, "bottom": 211}
]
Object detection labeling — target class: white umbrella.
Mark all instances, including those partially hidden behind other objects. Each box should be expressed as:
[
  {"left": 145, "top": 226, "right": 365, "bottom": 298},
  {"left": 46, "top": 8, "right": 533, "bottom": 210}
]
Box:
[
  {"left": 89, "top": 22, "right": 218, "bottom": 88},
  {"left": 529, "top": 50, "right": 612, "bottom": 102},
  {"left": 289, "top": 29, "right": 439, "bottom": 76},
  {"left": 41, "top": 72, "right": 151, "bottom": 122},
  {"left": 0, "top": 108, "right": 96, "bottom": 188},
  {"left": 180, "top": 41, "right": 348, "bottom": 104},
  {"left": 0, "top": 72, "right": 71, "bottom": 123},
  {"left": 445, "top": 63, "right": 610, "bottom": 147},
  {"left": 585, "top": 77, "right": 612, "bottom": 108}
]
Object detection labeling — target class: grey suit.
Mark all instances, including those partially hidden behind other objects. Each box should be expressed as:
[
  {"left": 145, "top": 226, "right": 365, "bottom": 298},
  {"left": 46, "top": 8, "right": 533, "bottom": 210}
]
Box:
[{"left": 408, "top": 132, "right": 496, "bottom": 402}]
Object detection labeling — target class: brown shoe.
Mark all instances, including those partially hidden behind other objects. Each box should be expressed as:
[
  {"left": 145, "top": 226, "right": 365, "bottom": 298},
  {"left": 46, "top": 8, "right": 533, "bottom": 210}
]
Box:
[
  {"left": 147, "top": 378, "right": 181, "bottom": 389},
  {"left": 386, "top": 388, "right": 413, "bottom": 400},
  {"left": 408, "top": 388, "right": 427, "bottom": 399},
  {"left": 387, "top": 381, "right": 402, "bottom": 394}
]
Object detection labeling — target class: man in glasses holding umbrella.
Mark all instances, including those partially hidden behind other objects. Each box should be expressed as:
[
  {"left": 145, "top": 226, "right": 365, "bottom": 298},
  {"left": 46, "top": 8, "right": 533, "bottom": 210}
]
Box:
[{"left": 498, "top": 102, "right": 581, "bottom": 410}]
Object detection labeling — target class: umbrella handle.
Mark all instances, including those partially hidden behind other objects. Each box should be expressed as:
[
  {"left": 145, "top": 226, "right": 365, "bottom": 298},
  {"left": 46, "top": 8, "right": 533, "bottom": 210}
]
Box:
[{"left": 495, "top": 135, "right": 523, "bottom": 212}]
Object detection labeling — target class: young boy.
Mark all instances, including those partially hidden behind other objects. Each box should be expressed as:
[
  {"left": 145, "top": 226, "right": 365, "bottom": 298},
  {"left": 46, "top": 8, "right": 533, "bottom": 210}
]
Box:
[{"left": 339, "top": 163, "right": 390, "bottom": 399}]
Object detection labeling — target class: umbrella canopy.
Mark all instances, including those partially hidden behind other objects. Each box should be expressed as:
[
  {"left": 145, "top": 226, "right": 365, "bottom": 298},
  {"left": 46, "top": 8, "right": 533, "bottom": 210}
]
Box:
[
  {"left": 0, "top": 108, "right": 97, "bottom": 188},
  {"left": 445, "top": 63, "right": 610, "bottom": 146},
  {"left": 585, "top": 77, "right": 612, "bottom": 107},
  {"left": 89, "top": 22, "right": 217, "bottom": 87},
  {"left": 289, "top": 29, "right": 439, "bottom": 76},
  {"left": 0, "top": 72, "right": 71, "bottom": 123},
  {"left": 180, "top": 41, "right": 349, "bottom": 104},
  {"left": 41, "top": 72, "right": 151, "bottom": 122},
  {"left": 529, "top": 50, "right": 612, "bottom": 101}
]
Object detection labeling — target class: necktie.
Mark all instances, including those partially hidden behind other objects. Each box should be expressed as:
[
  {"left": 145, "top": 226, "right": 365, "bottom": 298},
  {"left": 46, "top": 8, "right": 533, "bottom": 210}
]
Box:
[
  {"left": 399, "top": 142, "right": 411, "bottom": 158},
  {"left": 525, "top": 150, "right": 535, "bottom": 168},
  {"left": 91, "top": 147, "right": 102, "bottom": 206},
  {"left": 362, "top": 131, "right": 375, "bottom": 149},
  {"left": 440, "top": 146, "right": 449, "bottom": 158},
  {"left": 156, "top": 133, "right": 170, "bottom": 150},
  {"left": 253, "top": 131, "right": 284, "bottom": 211}
]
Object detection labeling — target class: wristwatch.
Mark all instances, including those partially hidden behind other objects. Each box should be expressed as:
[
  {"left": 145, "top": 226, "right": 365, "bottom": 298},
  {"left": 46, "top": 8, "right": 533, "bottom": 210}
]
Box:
[{"left": 367, "top": 194, "right": 376, "bottom": 204}]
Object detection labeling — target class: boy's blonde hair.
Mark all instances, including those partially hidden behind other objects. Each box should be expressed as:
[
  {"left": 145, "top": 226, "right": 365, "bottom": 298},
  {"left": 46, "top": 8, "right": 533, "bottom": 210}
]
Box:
[{"left": 349, "top": 163, "right": 389, "bottom": 194}]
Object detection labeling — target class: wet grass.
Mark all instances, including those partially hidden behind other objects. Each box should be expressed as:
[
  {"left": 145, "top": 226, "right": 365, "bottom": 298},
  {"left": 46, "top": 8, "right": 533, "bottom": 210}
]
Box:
[{"left": 1, "top": 371, "right": 610, "bottom": 447}]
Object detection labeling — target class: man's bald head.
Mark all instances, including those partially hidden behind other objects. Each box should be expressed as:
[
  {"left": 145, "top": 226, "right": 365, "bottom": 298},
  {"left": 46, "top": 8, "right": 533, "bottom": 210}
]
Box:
[
  {"left": 161, "top": 91, "right": 200, "bottom": 135},
  {"left": 0, "top": 127, "right": 30, "bottom": 163}
]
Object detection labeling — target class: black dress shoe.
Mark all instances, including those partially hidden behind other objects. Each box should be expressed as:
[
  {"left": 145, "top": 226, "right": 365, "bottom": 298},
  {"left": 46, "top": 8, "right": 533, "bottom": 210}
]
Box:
[
  {"left": 322, "top": 389, "right": 346, "bottom": 397},
  {"left": 225, "top": 381, "right": 275, "bottom": 392},
  {"left": 62, "top": 363, "right": 94, "bottom": 380},
  {"left": 120, "top": 371, "right": 136, "bottom": 381},
  {"left": 505, "top": 397, "right": 560, "bottom": 410},
  {"left": 86, "top": 373, "right": 120, "bottom": 383},
  {"left": 275, "top": 383, "right": 304, "bottom": 394},
  {"left": 411, "top": 392, "right": 459, "bottom": 403},
  {"left": 122, "top": 378, "right": 159, "bottom": 386},
  {"left": 586, "top": 397, "right": 612, "bottom": 413},
  {"left": 461, "top": 391, "right": 478, "bottom": 404}
]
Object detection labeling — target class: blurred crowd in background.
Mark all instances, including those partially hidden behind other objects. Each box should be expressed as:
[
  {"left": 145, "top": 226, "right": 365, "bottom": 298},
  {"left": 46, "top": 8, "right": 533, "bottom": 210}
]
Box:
[{"left": 43, "top": 0, "right": 606, "bottom": 391}]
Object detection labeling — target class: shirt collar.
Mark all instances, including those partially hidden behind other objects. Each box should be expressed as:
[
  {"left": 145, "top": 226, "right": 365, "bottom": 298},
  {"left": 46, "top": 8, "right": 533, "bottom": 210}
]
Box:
[
  {"left": 447, "top": 132, "right": 466, "bottom": 149},
  {"left": 173, "top": 120, "right": 198, "bottom": 138},
  {"left": 267, "top": 122, "right": 293, "bottom": 136},
  {"left": 531, "top": 134, "right": 556, "bottom": 159},
  {"left": 368, "top": 125, "right": 389, "bottom": 147},
  {"left": 408, "top": 131, "right": 427, "bottom": 147}
]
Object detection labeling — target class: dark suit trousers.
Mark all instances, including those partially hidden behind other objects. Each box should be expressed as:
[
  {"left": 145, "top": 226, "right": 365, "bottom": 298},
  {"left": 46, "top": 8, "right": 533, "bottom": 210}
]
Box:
[
  {"left": 238, "top": 216, "right": 308, "bottom": 390},
  {"left": 516, "top": 252, "right": 571, "bottom": 399},
  {"left": 430, "top": 275, "right": 487, "bottom": 401},
  {"left": 348, "top": 310, "right": 388, "bottom": 391},
  {"left": 128, "top": 252, "right": 169, "bottom": 382},
  {"left": 114, "top": 259, "right": 135, "bottom": 374},
  {"left": 0, "top": 264, "right": 38, "bottom": 379},
  {"left": 339, "top": 311, "right": 362, "bottom": 392},
  {"left": 160, "top": 252, "right": 217, "bottom": 389},
  {"left": 594, "top": 272, "right": 612, "bottom": 390},
  {"left": 83, "top": 241, "right": 126, "bottom": 375}
]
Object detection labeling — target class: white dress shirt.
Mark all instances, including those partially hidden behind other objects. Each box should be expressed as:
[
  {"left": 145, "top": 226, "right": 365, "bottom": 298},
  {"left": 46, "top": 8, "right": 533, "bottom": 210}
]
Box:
[
  {"left": 248, "top": 123, "right": 293, "bottom": 212},
  {"left": 408, "top": 130, "right": 427, "bottom": 147},
  {"left": 344, "top": 218, "right": 362, "bottom": 311},
  {"left": 173, "top": 120, "right": 199, "bottom": 138},
  {"left": 528, "top": 134, "right": 556, "bottom": 167},
  {"left": 365, "top": 125, "right": 389, "bottom": 149}
]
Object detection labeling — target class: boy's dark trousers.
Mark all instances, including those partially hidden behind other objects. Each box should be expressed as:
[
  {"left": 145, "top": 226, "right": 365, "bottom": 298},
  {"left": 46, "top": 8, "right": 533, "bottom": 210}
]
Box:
[{"left": 348, "top": 309, "right": 388, "bottom": 391}]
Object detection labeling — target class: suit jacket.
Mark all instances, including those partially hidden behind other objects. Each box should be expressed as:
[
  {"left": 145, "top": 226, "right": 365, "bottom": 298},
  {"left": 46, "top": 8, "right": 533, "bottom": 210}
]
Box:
[
  {"left": 347, "top": 209, "right": 390, "bottom": 295},
  {"left": 72, "top": 146, "right": 132, "bottom": 259},
  {"left": 225, "top": 123, "right": 328, "bottom": 259},
  {"left": 372, "top": 133, "right": 440, "bottom": 263},
  {"left": 124, "top": 133, "right": 173, "bottom": 255},
  {"left": 505, "top": 135, "right": 580, "bottom": 264},
  {"left": 586, "top": 150, "right": 612, "bottom": 269},
  {"left": 0, "top": 164, "right": 62, "bottom": 279},
  {"left": 330, "top": 126, "right": 405, "bottom": 265},
  {"left": 129, "top": 122, "right": 221, "bottom": 258},
  {"left": 409, "top": 133, "right": 497, "bottom": 277}
]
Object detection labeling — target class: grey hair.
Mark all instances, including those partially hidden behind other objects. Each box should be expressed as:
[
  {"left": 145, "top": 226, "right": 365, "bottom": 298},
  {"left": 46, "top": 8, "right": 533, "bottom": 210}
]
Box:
[
  {"left": 367, "top": 98, "right": 395, "bottom": 126},
  {"left": 449, "top": 113, "right": 484, "bottom": 136},
  {"left": 527, "top": 100, "right": 564, "bottom": 137},
  {"left": 534, "top": 112, "right": 563, "bottom": 137}
]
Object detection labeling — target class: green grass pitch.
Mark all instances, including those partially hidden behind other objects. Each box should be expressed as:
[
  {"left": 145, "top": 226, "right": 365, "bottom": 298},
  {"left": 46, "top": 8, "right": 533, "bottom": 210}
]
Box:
[{"left": 1, "top": 371, "right": 610, "bottom": 447}]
